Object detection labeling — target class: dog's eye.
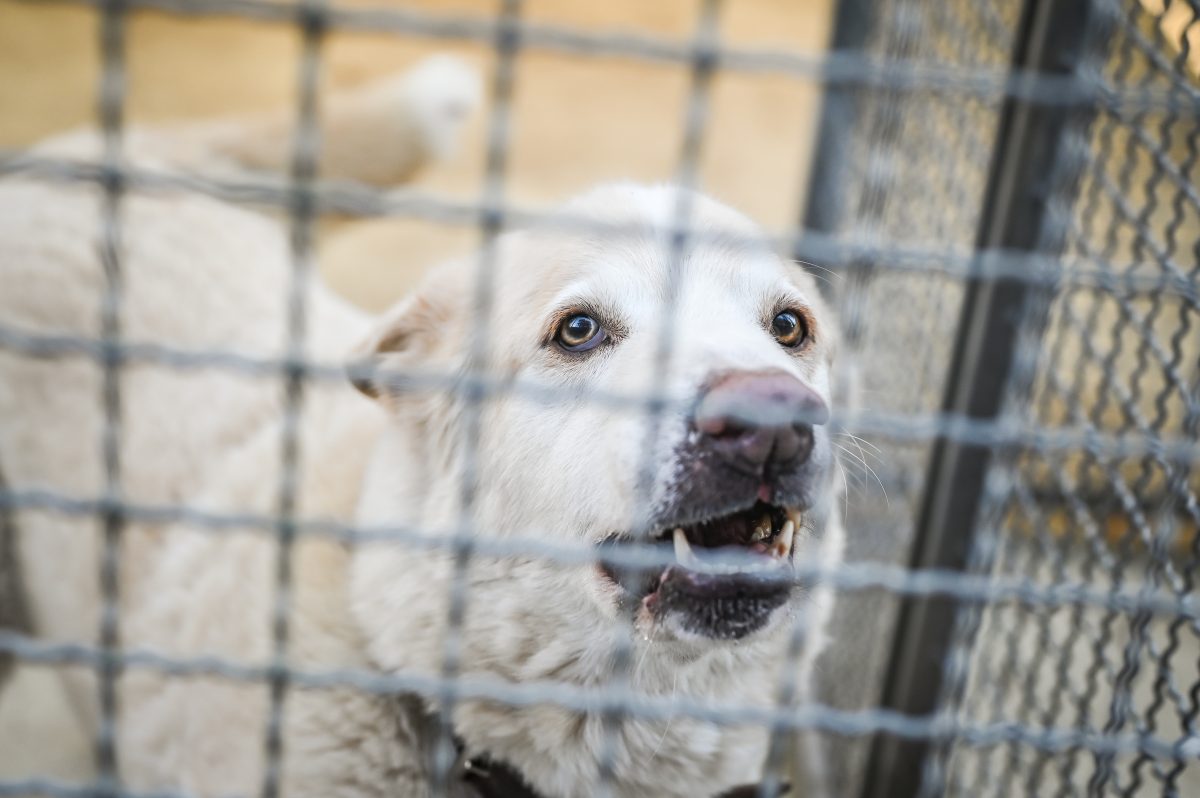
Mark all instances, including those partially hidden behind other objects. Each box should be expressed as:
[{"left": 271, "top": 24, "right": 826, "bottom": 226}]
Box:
[
  {"left": 555, "top": 313, "right": 607, "bottom": 352},
  {"left": 771, "top": 310, "right": 807, "bottom": 348}
]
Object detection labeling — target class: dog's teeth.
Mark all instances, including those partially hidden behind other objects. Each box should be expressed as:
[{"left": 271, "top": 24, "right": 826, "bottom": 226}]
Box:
[
  {"left": 773, "top": 520, "right": 795, "bottom": 558},
  {"left": 673, "top": 528, "right": 697, "bottom": 566},
  {"left": 750, "top": 513, "right": 774, "bottom": 542}
]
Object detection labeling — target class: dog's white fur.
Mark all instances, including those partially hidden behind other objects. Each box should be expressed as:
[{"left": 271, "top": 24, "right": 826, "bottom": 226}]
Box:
[{"left": 0, "top": 91, "right": 843, "bottom": 796}]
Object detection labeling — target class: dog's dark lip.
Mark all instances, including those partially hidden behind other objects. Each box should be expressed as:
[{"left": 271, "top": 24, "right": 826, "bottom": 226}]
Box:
[{"left": 646, "top": 564, "right": 793, "bottom": 639}]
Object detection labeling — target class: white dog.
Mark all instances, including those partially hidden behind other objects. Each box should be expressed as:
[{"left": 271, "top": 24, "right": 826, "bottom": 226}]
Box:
[{"left": 0, "top": 83, "right": 844, "bottom": 797}]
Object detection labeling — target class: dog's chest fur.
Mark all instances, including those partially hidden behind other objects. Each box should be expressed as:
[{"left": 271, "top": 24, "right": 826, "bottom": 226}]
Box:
[
  {"left": 454, "top": 701, "right": 768, "bottom": 798},
  {"left": 443, "top": 642, "right": 783, "bottom": 797}
]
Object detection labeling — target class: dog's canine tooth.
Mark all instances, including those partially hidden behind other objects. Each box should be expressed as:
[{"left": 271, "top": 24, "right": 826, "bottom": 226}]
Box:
[
  {"left": 673, "top": 528, "right": 697, "bottom": 566},
  {"left": 773, "top": 519, "right": 795, "bottom": 558}
]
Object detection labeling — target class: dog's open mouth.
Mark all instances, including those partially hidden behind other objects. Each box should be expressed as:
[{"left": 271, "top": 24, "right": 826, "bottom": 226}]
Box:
[{"left": 598, "top": 501, "right": 798, "bottom": 640}]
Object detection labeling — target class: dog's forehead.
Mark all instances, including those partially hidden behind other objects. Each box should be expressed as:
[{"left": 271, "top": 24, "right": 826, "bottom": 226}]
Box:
[
  {"left": 498, "top": 185, "right": 810, "bottom": 318},
  {"left": 586, "top": 236, "right": 795, "bottom": 312}
]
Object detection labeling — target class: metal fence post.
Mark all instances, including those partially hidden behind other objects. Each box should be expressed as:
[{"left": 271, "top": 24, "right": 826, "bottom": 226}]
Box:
[
  {"left": 801, "top": 0, "right": 878, "bottom": 241},
  {"left": 859, "top": 1, "right": 1109, "bottom": 796}
]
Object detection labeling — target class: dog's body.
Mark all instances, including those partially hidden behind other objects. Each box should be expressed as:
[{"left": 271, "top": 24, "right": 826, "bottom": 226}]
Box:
[{"left": 0, "top": 93, "right": 844, "bottom": 797}]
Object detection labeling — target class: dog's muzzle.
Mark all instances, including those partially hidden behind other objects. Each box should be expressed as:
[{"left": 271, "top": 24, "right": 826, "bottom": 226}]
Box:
[{"left": 600, "top": 370, "right": 831, "bottom": 640}]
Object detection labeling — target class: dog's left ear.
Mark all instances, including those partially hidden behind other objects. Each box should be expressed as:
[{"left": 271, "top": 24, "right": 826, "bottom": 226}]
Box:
[{"left": 349, "top": 271, "right": 459, "bottom": 400}]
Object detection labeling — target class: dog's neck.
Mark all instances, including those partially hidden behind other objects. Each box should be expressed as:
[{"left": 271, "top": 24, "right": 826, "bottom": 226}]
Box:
[
  {"left": 403, "top": 699, "right": 786, "bottom": 798},
  {"left": 447, "top": 741, "right": 784, "bottom": 798},
  {"left": 352, "top": 427, "right": 806, "bottom": 796}
]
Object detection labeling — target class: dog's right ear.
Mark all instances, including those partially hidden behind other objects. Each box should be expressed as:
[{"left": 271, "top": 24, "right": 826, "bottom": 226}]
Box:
[{"left": 350, "top": 286, "right": 455, "bottom": 401}]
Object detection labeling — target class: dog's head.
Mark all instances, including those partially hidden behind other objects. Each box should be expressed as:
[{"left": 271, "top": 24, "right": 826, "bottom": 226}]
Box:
[{"left": 351, "top": 183, "right": 839, "bottom": 669}]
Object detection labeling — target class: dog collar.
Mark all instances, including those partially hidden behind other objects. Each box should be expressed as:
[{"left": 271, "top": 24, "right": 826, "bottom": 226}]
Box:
[
  {"left": 451, "top": 737, "right": 544, "bottom": 798},
  {"left": 449, "top": 736, "right": 788, "bottom": 798}
]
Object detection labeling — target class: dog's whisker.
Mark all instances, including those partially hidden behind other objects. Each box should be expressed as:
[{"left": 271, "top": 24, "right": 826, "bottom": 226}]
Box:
[
  {"left": 832, "top": 443, "right": 876, "bottom": 500},
  {"left": 836, "top": 461, "right": 851, "bottom": 520},
  {"left": 834, "top": 434, "right": 884, "bottom": 471},
  {"left": 836, "top": 435, "right": 890, "bottom": 507},
  {"left": 834, "top": 435, "right": 887, "bottom": 485},
  {"left": 833, "top": 441, "right": 880, "bottom": 487},
  {"left": 843, "top": 450, "right": 889, "bottom": 508},
  {"left": 645, "top": 670, "right": 680, "bottom": 766},
  {"left": 633, "top": 622, "right": 660, "bottom": 676},
  {"left": 793, "top": 259, "right": 843, "bottom": 284},
  {"left": 836, "top": 431, "right": 882, "bottom": 456},
  {"left": 832, "top": 441, "right": 866, "bottom": 469},
  {"left": 832, "top": 453, "right": 863, "bottom": 501},
  {"left": 835, "top": 451, "right": 864, "bottom": 489}
]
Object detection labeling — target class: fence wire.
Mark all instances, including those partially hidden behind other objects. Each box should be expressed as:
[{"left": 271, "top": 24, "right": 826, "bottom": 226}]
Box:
[{"left": 0, "top": 0, "right": 1198, "bottom": 797}]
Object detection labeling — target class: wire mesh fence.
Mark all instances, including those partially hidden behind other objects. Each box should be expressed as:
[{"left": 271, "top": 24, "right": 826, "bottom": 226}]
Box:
[{"left": 0, "top": 0, "right": 1197, "bottom": 796}]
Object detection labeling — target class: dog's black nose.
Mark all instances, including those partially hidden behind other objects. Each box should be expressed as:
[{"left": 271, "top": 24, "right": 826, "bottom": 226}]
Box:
[{"left": 694, "top": 370, "right": 828, "bottom": 470}]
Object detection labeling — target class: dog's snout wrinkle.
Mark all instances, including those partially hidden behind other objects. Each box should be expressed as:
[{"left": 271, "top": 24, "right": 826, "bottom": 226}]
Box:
[{"left": 694, "top": 370, "right": 827, "bottom": 471}]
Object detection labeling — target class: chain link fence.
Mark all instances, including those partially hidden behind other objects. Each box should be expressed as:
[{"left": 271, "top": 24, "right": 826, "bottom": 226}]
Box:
[
  {"left": 809, "top": 0, "right": 1200, "bottom": 795},
  {"left": 0, "top": 0, "right": 1198, "bottom": 796}
]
